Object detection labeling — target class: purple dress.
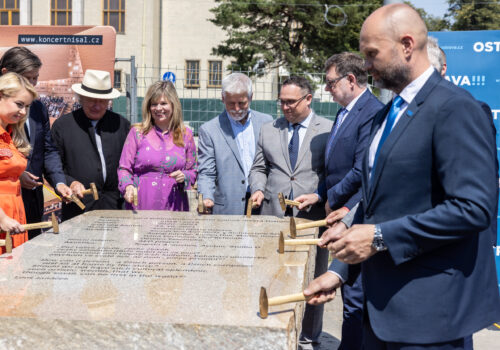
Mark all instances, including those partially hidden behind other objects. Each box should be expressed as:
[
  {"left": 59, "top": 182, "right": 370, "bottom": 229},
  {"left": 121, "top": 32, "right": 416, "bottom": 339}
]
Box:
[{"left": 118, "top": 126, "right": 197, "bottom": 211}]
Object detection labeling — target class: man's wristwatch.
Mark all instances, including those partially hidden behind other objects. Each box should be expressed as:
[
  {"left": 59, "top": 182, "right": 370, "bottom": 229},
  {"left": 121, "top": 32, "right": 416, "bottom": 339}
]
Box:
[{"left": 372, "top": 224, "right": 387, "bottom": 252}]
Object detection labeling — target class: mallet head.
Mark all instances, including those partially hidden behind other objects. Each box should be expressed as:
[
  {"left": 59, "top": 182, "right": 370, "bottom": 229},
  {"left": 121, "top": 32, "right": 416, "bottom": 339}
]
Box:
[
  {"left": 289, "top": 217, "right": 296, "bottom": 239},
  {"left": 278, "top": 231, "right": 285, "bottom": 254},
  {"left": 278, "top": 192, "right": 286, "bottom": 211},
  {"left": 259, "top": 286, "right": 269, "bottom": 319},
  {"left": 90, "top": 183, "right": 98, "bottom": 200},
  {"left": 51, "top": 213, "right": 59, "bottom": 234}
]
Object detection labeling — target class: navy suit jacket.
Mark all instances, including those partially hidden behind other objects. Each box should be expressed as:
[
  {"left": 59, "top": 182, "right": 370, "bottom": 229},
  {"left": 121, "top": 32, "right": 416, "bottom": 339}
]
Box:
[
  {"left": 21, "top": 100, "right": 66, "bottom": 225},
  {"left": 331, "top": 71, "right": 500, "bottom": 344},
  {"left": 324, "top": 89, "right": 382, "bottom": 210}
]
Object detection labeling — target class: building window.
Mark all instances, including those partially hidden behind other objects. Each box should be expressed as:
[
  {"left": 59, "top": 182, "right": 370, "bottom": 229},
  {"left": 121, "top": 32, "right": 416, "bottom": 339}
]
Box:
[
  {"left": 103, "top": 0, "right": 125, "bottom": 34},
  {"left": 113, "top": 69, "right": 122, "bottom": 91},
  {"left": 51, "top": 0, "right": 72, "bottom": 26},
  {"left": 185, "top": 60, "right": 200, "bottom": 88},
  {"left": 208, "top": 61, "right": 222, "bottom": 88},
  {"left": 0, "top": 0, "right": 20, "bottom": 25}
]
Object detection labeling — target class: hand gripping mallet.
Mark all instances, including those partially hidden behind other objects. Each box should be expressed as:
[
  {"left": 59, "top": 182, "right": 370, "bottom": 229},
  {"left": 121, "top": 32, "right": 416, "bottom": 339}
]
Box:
[
  {"left": 278, "top": 192, "right": 301, "bottom": 212},
  {"left": 81, "top": 182, "right": 99, "bottom": 200},
  {"left": 278, "top": 231, "right": 321, "bottom": 254},
  {"left": 21, "top": 213, "right": 59, "bottom": 234},
  {"left": 289, "top": 216, "right": 328, "bottom": 239},
  {"left": 259, "top": 286, "right": 310, "bottom": 319}
]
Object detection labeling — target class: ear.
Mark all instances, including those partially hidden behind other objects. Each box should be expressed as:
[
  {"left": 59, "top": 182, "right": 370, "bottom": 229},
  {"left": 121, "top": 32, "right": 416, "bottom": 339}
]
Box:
[
  {"left": 401, "top": 34, "right": 415, "bottom": 59},
  {"left": 346, "top": 73, "right": 357, "bottom": 87},
  {"left": 0, "top": 68, "right": 7, "bottom": 75}
]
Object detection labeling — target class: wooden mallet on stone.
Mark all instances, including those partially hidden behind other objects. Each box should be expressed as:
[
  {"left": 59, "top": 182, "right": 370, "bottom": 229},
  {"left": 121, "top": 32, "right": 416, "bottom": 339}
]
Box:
[
  {"left": 259, "top": 286, "right": 309, "bottom": 319},
  {"left": 0, "top": 231, "right": 13, "bottom": 253},
  {"left": 278, "top": 192, "right": 301, "bottom": 212},
  {"left": 289, "top": 217, "right": 327, "bottom": 239},
  {"left": 22, "top": 213, "right": 59, "bottom": 234},
  {"left": 278, "top": 231, "right": 321, "bottom": 254},
  {"left": 81, "top": 182, "right": 99, "bottom": 200}
]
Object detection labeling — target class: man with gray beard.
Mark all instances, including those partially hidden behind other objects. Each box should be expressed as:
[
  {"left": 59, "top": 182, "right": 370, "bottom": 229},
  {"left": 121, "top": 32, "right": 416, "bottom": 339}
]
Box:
[{"left": 197, "top": 73, "right": 272, "bottom": 215}]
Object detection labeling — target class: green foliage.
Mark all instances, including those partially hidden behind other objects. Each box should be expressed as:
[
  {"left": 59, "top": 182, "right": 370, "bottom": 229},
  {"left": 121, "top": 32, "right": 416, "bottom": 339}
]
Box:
[
  {"left": 446, "top": 0, "right": 500, "bottom": 30},
  {"left": 210, "top": 0, "right": 383, "bottom": 75}
]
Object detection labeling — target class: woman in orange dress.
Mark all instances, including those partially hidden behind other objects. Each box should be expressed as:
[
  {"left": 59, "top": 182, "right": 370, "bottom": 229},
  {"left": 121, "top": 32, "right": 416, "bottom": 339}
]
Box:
[{"left": 0, "top": 72, "right": 37, "bottom": 253}]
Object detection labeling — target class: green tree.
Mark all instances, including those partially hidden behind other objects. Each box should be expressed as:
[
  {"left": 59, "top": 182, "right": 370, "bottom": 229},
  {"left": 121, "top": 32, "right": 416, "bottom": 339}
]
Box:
[
  {"left": 446, "top": 0, "right": 500, "bottom": 30},
  {"left": 210, "top": 0, "right": 382, "bottom": 74}
]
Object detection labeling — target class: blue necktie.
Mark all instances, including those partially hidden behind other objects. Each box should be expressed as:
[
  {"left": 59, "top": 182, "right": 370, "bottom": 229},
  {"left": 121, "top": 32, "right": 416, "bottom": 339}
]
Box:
[
  {"left": 325, "top": 108, "right": 347, "bottom": 162},
  {"left": 372, "top": 95, "right": 404, "bottom": 176},
  {"left": 289, "top": 123, "right": 301, "bottom": 170}
]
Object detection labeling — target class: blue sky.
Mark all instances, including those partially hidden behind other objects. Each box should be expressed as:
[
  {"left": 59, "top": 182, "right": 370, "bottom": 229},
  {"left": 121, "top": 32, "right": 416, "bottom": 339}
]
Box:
[{"left": 408, "top": 0, "right": 449, "bottom": 17}]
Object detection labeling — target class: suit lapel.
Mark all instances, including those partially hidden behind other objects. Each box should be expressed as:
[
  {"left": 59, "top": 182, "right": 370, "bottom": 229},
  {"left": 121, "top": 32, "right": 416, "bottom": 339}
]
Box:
[
  {"left": 295, "top": 113, "right": 317, "bottom": 171},
  {"left": 217, "top": 111, "right": 244, "bottom": 171},
  {"left": 28, "top": 116, "right": 36, "bottom": 151},
  {"left": 362, "top": 103, "right": 390, "bottom": 203},
  {"left": 366, "top": 72, "right": 442, "bottom": 205},
  {"left": 279, "top": 118, "right": 293, "bottom": 173}
]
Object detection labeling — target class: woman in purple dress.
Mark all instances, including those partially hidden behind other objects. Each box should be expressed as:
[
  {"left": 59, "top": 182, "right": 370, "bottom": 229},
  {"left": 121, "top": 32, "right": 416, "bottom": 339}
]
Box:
[{"left": 118, "top": 81, "right": 197, "bottom": 210}]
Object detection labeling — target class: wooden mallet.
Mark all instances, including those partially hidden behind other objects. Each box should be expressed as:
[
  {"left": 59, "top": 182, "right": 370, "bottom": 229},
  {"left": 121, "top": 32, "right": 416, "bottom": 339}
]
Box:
[
  {"left": 246, "top": 197, "right": 259, "bottom": 218},
  {"left": 22, "top": 213, "right": 59, "bottom": 234},
  {"left": 289, "top": 217, "right": 327, "bottom": 239},
  {"left": 81, "top": 182, "right": 99, "bottom": 200},
  {"left": 132, "top": 186, "right": 138, "bottom": 207},
  {"left": 0, "top": 231, "right": 13, "bottom": 253},
  {"left": 259, "top": 286, "right": 309, "bottom": 319},
  {"left": 70, "top": 194, "right": 85, "bottom": 210},
  {"left": 278, "top": 231, "right": 321, "bottom": 254},
  {"left": 198, "top": 193, "right": 205, "bottom": 213},
  {"left": 278, "top": 192, "right": 301, "bottom": 212}
]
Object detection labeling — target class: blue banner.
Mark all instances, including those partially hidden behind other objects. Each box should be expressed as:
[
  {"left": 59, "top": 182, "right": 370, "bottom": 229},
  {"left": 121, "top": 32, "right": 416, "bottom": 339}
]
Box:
[{"left": 430, "top": 30, "right": 500, "bottom": 289}]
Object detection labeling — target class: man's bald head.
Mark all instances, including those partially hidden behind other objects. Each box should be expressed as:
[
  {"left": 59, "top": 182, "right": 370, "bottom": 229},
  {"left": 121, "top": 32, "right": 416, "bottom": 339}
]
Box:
[{"left": 360, "top": 4, "right": 431, "bottom": 93}]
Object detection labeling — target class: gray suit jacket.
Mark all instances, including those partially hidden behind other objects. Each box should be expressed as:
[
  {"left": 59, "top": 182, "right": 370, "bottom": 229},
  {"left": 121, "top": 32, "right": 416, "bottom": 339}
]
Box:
[
  {"left": 249, "top": 113, "right": 333, "bottom": 218},
  {"left": 197, "top": 110, "right": 273, "bottom": 214}
]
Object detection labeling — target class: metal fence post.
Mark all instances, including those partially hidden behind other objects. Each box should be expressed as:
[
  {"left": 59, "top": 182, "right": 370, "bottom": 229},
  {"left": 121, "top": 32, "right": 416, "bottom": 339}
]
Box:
[{"left": 130, "top": 56, "right": 138, "bottom": 124}]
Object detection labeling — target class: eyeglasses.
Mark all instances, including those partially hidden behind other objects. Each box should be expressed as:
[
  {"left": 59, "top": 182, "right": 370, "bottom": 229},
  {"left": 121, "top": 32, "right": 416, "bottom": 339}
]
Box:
[
  {"left": 325, "top": 75, "right": 347, "bottom": 89},
  {"left": 277, "top": 94, "right": 308, "bottom": 108}
]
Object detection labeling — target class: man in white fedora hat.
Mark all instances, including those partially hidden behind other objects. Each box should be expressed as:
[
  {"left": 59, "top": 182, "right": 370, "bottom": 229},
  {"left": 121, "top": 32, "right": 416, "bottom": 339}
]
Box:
[{"left": 51, "top": 69, "right": 130, "bottom": 220}]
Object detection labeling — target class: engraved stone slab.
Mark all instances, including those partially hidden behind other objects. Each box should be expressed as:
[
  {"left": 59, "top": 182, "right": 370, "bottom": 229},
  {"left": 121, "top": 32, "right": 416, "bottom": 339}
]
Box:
[{"left": 0, "top": 210, "right": 317, "bottom": 349}]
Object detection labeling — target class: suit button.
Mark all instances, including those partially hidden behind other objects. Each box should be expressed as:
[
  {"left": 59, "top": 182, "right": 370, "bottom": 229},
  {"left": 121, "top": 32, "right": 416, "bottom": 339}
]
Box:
[
  {"left": 290, "top": 177, "right": 295, "bottom": 181},
  {"left": 241, "top": 180, "right": 245, "bottom": 184},
  {"left": 365, "top": 215, "right": 372, "bottom": 219},
  {"left": 242, "top": 197, "right": 245, "bottom": 201}
]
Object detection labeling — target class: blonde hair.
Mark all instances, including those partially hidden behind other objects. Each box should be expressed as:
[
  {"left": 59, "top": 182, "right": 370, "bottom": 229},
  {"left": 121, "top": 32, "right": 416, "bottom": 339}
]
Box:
[
  {"left": 136, "top": 81, "right": 185, "bottom": 147},
  {"left": 0, "top": 72, "right": 37, "bottom": 156}
]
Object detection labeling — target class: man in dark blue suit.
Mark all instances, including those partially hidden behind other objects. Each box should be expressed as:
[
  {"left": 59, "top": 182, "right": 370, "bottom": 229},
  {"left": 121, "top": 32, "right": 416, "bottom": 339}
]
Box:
[
  {"left": 21, "top": 100, "right": 72, "bottom": 239},
  {"left": 296, "top": 52, "right": 382, "bottom": 350},
  {"left": 303, "top": 4, "right": 500, "bottom": 349}
]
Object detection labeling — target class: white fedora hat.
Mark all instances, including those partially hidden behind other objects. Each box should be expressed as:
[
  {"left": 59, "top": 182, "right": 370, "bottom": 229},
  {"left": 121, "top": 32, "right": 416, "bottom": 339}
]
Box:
[{"left": 72, "top": 69, "right": 121, "bottom": 99}]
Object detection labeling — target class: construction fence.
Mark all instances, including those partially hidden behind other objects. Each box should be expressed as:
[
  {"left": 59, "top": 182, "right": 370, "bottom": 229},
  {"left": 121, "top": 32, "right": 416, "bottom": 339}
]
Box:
[{"left": 112, "top": 60, "right": 345, "bottom": 135}]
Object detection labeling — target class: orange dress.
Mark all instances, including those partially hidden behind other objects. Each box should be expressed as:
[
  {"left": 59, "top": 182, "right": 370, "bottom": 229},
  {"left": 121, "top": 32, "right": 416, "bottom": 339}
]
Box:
[{"left": 0, "top": 125, "right": 28, "bottom": 254}]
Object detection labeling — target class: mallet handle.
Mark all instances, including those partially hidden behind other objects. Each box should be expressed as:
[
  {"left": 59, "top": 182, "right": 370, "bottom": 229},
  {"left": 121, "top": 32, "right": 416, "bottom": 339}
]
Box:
[
  {"left": 70, "top": 194, "right": 85, "bottom": 210},
  {"left": 296, "top": 219, "right": 327, "bottom": 230},
  {"left": 81, "top": 189, "right": 92, "bottom": 195},
  {"left": 268, "top": 292, "right": 306, "bottom": 306},
  {"left": 284, "top": 238, "right": 321, "bottom": 246},
  {"left": 22, "top": 222, "right": 53, "bottom": 230},
  {"left": 285, "top": 199, "right": 301, "bottom": 206}
]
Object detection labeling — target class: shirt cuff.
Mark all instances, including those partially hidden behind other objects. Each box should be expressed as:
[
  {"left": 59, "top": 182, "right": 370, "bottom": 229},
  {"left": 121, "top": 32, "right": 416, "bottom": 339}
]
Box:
[{"left": 327, "top": 269, "right": 345, "bottom": 284}]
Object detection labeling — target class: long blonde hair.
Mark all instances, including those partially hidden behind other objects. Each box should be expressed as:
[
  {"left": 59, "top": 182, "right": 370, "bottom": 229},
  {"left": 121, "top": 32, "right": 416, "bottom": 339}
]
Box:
[
  {"left": 0, "top": 72, "right": 38, "bottom": 156},
  {"left": 136, "top": 81, "right": 185, "bottom": 147}
]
